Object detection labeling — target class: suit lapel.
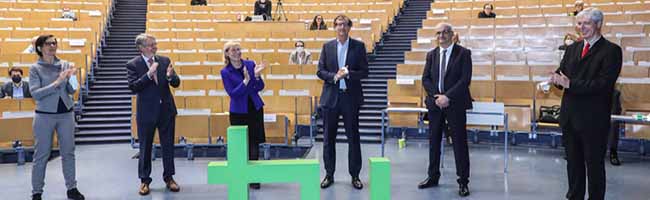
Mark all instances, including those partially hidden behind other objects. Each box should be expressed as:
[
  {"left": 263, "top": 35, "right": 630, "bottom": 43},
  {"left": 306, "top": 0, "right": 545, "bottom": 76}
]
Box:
[
  {"left": 155, "top": 55, "right": 164, "bottom": 85},
  {"left": 345, "top": 39, "right": 353, "bottom": 68},
  {"left": 330, "top": 41, "right": 339, "bottom": 70},
  {"left": 581, "top": 37, "right": 604, "bottom": 61},
  {"left": 445, "top": 45, "right": 461, "bottom": 78},
  {"left": 432, "top": 47, "right": 440, "bottom": 85},
  {"left": 138, "top": 56, "right": 148, "bottom": 71}
]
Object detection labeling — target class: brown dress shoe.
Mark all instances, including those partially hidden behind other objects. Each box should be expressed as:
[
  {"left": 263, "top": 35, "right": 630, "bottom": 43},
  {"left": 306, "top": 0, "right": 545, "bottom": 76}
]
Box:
[
  {"left": 139, "top": 183, "right": 150, "bottom": 195},
  {"left": 166, "top": 179, "right": 181, "bottom": 192}
]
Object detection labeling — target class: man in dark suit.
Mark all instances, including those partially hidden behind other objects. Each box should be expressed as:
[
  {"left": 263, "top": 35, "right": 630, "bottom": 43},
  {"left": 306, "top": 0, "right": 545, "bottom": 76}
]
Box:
[
  {"left": 126, "top": 33, "right": 181, "bottom": 196},
  {"left": 1, "top": 67, "right": 32, "bottom": 99},
  {"left": 418, "top": 22, "right": 472, "bottom": 197},
  {"left": 551, "top": 8, "right": 621, "bottom": 200},
  {"left": 317, "top": 14, "right": 368, "bottom": 190}
]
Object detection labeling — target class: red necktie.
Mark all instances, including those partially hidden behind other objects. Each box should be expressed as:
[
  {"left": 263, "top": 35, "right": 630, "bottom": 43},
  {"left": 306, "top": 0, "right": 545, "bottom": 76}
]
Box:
[
  {"left": 148, "top": 58, "right": 158, "bottom": 85},
  {"left": 581, "top": 42, "right": 590, "bottom": 58}
]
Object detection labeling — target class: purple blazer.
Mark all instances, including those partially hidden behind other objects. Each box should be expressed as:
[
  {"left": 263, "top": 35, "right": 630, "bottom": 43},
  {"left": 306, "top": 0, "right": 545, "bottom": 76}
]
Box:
[{"left": 221, "top": 59, "right": 265, "bottom": 114}]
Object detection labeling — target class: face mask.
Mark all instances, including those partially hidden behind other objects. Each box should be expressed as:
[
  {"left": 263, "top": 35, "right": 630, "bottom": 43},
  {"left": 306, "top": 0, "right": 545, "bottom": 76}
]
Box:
[
  {"left": 564, "top": 39, "right": 574, "bottom": 46},
  {"left": 12, "top": 76, "right": 21, "bottom": 83},
  {"left": 296, "top": 47, "right": 304, "bottom": 52}
]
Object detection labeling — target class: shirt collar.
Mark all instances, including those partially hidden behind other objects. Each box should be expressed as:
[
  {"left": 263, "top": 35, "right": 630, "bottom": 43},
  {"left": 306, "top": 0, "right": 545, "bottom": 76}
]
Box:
[
  {"left": 141, "top": 54, "right": 155, "bottom": 63},
  {"left": 439, "top": 43, "right": 455, "bottom": 55},
  {"left": 13, "top": 81, "right": 22, "bottom": 88},
  {"left": 584, "top": 35, "right": 601, "bottom": 49},
  {"left": 337, "top": 37, "right": 350, "bottom": 47}
]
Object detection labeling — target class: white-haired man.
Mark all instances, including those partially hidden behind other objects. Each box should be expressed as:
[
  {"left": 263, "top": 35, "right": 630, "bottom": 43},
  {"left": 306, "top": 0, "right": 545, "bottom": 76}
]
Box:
[{"left": 551, "top": 7, "right": 621, "bottom": 200}]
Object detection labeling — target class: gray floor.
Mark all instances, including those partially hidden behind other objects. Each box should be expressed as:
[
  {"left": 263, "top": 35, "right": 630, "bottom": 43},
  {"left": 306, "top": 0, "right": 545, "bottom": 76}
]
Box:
[{"left": 2, "top": 139, "right": 649, "bottom": 200}]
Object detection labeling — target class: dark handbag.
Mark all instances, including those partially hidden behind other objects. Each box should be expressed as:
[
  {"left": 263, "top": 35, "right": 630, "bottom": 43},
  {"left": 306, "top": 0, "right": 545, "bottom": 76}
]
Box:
[{"left": 538, "top": 105, "right": 560, "bottom": 123}]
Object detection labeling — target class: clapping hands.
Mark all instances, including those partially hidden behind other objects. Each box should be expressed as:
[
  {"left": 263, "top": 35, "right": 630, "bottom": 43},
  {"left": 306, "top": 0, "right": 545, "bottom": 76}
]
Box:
[{"left": 549, "top": 71, "right": 570, "bottom": 89}]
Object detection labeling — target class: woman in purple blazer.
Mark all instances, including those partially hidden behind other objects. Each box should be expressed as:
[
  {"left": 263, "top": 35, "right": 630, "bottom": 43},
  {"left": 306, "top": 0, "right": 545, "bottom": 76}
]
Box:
[{"left": 220, "top": 41, "right": 266, "bottom": 189}]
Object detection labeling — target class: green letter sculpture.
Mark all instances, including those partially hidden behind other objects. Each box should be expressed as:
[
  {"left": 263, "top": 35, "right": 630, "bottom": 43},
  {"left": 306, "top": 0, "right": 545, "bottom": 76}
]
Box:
[
  {"left": 208, "top": 126, "right": 392, "bottom": 200},
  {"left": 208, "top": 126, "right": 320, "bottom": 200}
]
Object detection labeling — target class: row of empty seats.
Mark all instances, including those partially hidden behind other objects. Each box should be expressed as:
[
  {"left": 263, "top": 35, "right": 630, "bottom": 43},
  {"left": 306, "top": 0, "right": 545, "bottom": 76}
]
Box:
[
  {"left": 152, "top": 0, "right": 393, "bottom": 4},
  {"left": 146, "top": 22, "right": 377, "bottom": 52},
  {"left": 382, "top": 0, "right": 650, "bottom": 139}
]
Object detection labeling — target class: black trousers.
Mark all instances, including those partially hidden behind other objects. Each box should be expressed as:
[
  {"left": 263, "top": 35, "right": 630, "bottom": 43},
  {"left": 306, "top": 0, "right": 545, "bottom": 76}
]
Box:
[
  {"left": 138, "top": 114, "right": 176, "bottom": 184},
  {"left": 229, "top": 102, "right": 265, "bottom": 161},
  {"left": 563, "top": 124, "right": 608, "bottom": 200},
  {"left": 427, "top": 107, "right": 470, "bottom": 184},
  {"left": 322, "top": 91, "right": 362, "bottom": 178}
]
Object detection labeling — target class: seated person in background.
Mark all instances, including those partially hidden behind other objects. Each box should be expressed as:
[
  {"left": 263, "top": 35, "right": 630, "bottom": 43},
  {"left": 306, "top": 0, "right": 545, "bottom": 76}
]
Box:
[
  {"left": 1, "top": 67, "right": 31, "bottom": 99},
  {"left": 289, "top": 41, "right": 312, "bottom": 65},
  {"left": 570, "top": 1, "right": 585, "bottom": 16},
  {"left": 254, "top": 0, "right": 272, "bottom": 21},
  {"left": 478, "top": 3, "right": 496, "bottom": 18},
  {"left": 61, "top": 7, "right": 77, "bottom": 21},
  {"left": 309, "top": 15, "right": 327, "bottom": 30},
  {"left": 191, "top": 0, "right": 207, "bottom": 6},
  {"left": 23, "top": 36, "right": 38, "bottom": 54}
]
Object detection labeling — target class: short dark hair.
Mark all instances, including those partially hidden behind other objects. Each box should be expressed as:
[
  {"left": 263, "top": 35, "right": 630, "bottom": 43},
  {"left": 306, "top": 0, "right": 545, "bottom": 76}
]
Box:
[
  {"left": 34, "top": 34, "right": 55, "bottom": 57},
  {"left": 484, "top": 3, "right": 494, "bottom": 10},
  {"left": 295, "top": 40, "right": 305, "bottom": 47},
  {"left": 333, "top": 14, "right": 353, "bottom": 27},
  {"left": 8, "top": 67, "right": 23, "bottom": 76}
]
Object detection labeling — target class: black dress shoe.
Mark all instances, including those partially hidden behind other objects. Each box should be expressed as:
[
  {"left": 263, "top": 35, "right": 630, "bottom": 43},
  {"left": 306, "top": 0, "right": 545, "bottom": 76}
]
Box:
[
  {"left": 249, "top": 183, "right": 261, "bottom": 190},
  {"left": 458, "top": 184, "right": 470, "bottom": 197},
  {"left": 351, "top": 177, "right": 363, "bottom": 190},
  {"left": 67, "top": 188, "right": 85, "bottom": 200},
  {"left": 32, "top": 193, "right": 42, "bottom": 200},
  {"left": 417, "top": 177, "right": 439, "bottom": 189},
  {"left": 320, "top": 176, "right": 334, "bottom": 189},
  {"left": 610, "top": 152, "right": 621, "bottom": 166}
]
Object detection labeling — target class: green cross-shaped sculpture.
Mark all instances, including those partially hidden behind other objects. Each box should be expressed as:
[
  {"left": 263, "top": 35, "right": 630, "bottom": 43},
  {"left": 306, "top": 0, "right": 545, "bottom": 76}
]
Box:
[
  {"left": 208, "top": 126, "right": 320, "bottom": 199},
  {"left": 207, "top": 126, "right": 391, "bottom": 200}
]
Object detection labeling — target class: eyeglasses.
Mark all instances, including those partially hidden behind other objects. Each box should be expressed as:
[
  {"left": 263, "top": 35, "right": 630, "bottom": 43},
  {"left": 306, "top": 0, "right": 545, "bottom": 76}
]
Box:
[
  {"left": 435, "top": 30, "right": 453, "bottom": 36},
  {"left": 143, "top": 42, "right": 157, "bottom": 47},
  {"left": 44, "top": 41, "right": 58, "bottom": 46}
]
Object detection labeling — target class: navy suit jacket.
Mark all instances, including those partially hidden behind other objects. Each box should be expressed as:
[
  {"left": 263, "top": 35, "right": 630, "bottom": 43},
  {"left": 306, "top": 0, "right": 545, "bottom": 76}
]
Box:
[
  {"left": 422, "top": 44, "right": 473, "bottom": 111},
  {"left": 317, "top": 38, "right": 369, "bottom": 109},
  {"left": 126, "top": 55, "right": 180, "bottom": 123}
]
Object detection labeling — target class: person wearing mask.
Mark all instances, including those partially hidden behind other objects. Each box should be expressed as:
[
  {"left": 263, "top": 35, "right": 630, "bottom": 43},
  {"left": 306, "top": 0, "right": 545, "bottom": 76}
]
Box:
[
  {"left": 126, "top": 33, "right": 181, "bottom": 196},
  {"left": 289, "top": 41, "right": 312, "bottom": 65},
  {"left": 1, "top": 67, "right": 32, "bottom": 99},
  {"left": 418, "top": 22, "right": 472, "bottom": 197},
  {"left": 220, "top": 41, "right": 267, "bottom": 189},
  {"left": 29, "top": 34, "right": 84, "bottom": 200},
  {"left": 550, "top": 8, "right": 621, "bottom": 200},
  {"left": 309, "top": 15, "right": 327, "bottom": 30},
  {"left": 254, "top": 0, "right": 272, "bottom": 21},
  {"left": 317, "top": 14, "right": 368, "bottom": 190},
  {"left": 478, "top": 3, "right": 496, "bottom": 18}
]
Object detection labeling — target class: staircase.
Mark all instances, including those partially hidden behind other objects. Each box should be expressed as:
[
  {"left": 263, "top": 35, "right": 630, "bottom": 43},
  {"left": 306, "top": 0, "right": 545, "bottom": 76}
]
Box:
[
  {"left": 75, "top": 0, "right": 147, "bottom": 144},
  {"left": 316, "top": 0, "right": 431, "bottom": 143}
]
